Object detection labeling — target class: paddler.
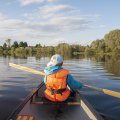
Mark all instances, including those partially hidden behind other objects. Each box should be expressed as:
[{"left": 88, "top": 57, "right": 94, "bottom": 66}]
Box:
[{"left": 44, "top": 54, "right": 83, "bottom": 102}]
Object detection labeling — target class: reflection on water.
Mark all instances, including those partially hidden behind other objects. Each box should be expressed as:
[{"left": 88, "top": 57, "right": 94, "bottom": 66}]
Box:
[
  {"left": 0, "top": 55, "right": 120, "bottom": 120},
  {"left": 90, "top": 55, "right": 120, "bottom": 76}
]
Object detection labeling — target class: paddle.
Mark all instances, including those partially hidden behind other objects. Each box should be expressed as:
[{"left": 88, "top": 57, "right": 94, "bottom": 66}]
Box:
[
  {"left": 9, "top": 63, "right": 45, "bottom": 76},
  {"left": 9, "top": 63, "right": 120, "bottom": 99}
]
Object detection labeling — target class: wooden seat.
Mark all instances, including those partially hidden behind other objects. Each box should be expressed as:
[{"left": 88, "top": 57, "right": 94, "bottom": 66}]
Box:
[{"left": 16, "top": 115, "right": 36, "bottom": 120}]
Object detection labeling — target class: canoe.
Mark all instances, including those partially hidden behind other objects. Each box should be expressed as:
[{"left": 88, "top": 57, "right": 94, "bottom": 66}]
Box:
[{"left": 8, "top": 82, "right": 103, "bottom": 120}]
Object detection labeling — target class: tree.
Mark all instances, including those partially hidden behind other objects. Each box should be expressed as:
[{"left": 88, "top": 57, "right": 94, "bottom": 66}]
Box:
[
  {"left": 85, "top": 46, "right": 94, "bottom": 55},
  {"left": 55, "top": 43, "right": 72, "bottom": 56},
  {"left": 104, "top": 29, "right": 120, "bottom": 51},
  {"left": 91, "top": 39, "right": 105, "bottom": 53},
  {"left": 19, "top": 41, "right": 24, "bottom": 47},
  {"left": 12, "top": 41, "right": 19, "bottom": 48},
  {"left": 46, "top": 46, "right": 55, "bottom": 55},
  {"left": 6, "top": 39, "right": 11, "bottom": 48},
  {"left": 0, "top": 46, "right": 3, "bottom": 54},
  {"left": 3, "top": 43, "right": 7, "bottom": 49},
  {"left": 19, "top": 41, "right": 28, "bottom": 48},
  {"left": 35, "top": 44, "right": 42, "bottom": 48},
  {"left": 24, "top": 42, "right": 28, "bottom": 47}
]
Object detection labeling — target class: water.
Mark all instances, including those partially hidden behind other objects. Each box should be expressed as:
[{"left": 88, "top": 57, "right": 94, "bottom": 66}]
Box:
[{"left": 0, "top": 56, "right": 120, "bottom": 120}]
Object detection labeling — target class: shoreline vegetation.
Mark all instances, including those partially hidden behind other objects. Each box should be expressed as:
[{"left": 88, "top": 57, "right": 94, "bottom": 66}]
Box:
[{"left": 0, "top": 29, "right": 120, "bottom": 57}]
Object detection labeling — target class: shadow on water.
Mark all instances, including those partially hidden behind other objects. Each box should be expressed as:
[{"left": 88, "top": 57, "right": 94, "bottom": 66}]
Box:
[{"left": 0, "top": 55, "right": 120, "bottom": 120}]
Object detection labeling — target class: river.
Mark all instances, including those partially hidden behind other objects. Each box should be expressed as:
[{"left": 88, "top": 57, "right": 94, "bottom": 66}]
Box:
[{"left": 0, "top": 55, "right": 120, "bottom": 120}]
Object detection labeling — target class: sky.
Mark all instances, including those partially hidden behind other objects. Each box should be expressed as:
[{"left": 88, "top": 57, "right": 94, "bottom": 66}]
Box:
[{"left": 0, "top": 0, "right": 120, "bottom": 46}]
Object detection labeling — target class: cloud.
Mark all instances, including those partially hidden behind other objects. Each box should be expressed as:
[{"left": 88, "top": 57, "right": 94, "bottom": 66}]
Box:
[
  {"left": 0, "top": 19, "right": 25, "bottom": 30},
  {"left": 19, "top": 0, "right": 57, "bottom": 6},
  {"left": 0, "top": 13, "right": 6, "bottom": 20},
  {"left": 41, "top": 5, "right": 73, "bottom": 13},
  {"left": 19, "top": 0, "right": 44, "bottom": 6},
  {"left": 0, "top": 2, "right": 100, "bottom": 45},
  {"left": 50, "top": 16, "right": 90, "bottom": 31},
  {"left": 0, "top": 15, "right": 60, "bottom": 44},
  {"left": 47, "top": 0, "right": 57, "bottom": 2},
  {"left": 23, "top": 4, "right": 93, "bottom": 33}
]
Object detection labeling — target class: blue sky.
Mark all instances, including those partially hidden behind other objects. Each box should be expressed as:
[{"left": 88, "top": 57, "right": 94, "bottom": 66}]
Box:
[{"left": 0, "top": 0, "right": 120, "bottom": 46}]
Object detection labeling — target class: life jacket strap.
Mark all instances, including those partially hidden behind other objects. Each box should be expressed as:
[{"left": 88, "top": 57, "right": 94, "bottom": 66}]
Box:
[{"left": 48, "top": 88, "right": 67, "bottom": 95}]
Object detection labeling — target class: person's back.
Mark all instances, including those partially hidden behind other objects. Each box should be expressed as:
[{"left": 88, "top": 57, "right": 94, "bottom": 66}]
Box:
[{"left": 44, "top": 54, "right": 83, "bottom": 102}]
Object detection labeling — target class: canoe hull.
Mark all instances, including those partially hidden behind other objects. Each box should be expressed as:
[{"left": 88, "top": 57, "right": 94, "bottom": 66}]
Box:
[{"left": 8, "top": 82, "right": 103, "bottom": 120}]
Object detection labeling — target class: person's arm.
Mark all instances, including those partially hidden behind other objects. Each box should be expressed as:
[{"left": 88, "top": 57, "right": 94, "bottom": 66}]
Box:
[{"left": 67, "top": 74, "right": 83, "bottom": 91}]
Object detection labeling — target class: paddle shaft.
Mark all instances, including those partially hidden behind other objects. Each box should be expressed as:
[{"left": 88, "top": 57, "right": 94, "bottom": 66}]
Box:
[
  {"left": 84, "top": 85, "right": 120, "bottom": 99},
  {"left": 9, "top": 63, "right": 120, "bottom": 99},
  {"left": 9, "top": 63, "right": 45, "bottom": 76}
]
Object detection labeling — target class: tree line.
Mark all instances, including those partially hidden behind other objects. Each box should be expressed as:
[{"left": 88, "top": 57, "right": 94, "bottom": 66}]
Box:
[
  {"left": 0, "top": 29, "right": 120, "bottom": 57},
  {"left": 0, "top": 41, "right": 85, "bottom": 57},
  {"left": 86, "top": 29, "right": 120, "bottom": 55}
]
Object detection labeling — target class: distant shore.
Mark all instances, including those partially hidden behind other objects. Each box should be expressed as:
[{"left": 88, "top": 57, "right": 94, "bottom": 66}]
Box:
[{"left": 0, "top": 29, "right": 120, "bottom": 57}]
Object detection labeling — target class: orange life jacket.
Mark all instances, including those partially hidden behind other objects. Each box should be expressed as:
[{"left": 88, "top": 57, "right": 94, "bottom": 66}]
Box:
[{"left": 44, "top": 68, "right": 70, "bottom": 102}]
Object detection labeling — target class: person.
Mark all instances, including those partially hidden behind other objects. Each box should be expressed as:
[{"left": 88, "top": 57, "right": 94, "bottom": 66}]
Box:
[{"left": 44, "top": 54, "right": 83, "bottom": 102}]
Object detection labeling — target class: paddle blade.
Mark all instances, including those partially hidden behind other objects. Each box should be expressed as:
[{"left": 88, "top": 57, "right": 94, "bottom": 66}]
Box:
[
  {"left": 103, "top": 89, "right": 120, "bottom": 99},
  {"left": 84, "top": 84, "right": 120, "bottom": 99},
  {"left": 9, "top": 63, "right": 45, "bottom": 76}
]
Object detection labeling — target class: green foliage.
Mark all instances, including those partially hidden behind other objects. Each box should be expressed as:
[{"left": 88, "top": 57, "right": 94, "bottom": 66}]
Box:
[
  {"left": 6, "top": 39, "right": 11, "bottom": 48},
  {"left": 0, "top": 46, "right": 3, "bottom": 54},
  {"left": 3, "top": 50, "right": 8, "bottom": 55},
  {"left": 12, "top": 41, "right": 19, "bottom": 48},
  {"left": 72, "top": 45, "right": 85, "bottom": 54},
  {"left": 1, "top": 29, "right": 120, "bottom": 57},
  {"left": 10, "top": 47, "right": 15, "bottom": 55},
  {"left": 0, "top": 46, "right": 3, "bottom": 50},
  {"left": 49, "top": 46, "right": 55, "bottom": 54},
  {"left": 19, "top": 41, "right": 28, "bottom": 48},
  {"left": 104, "top": 29, "right": 120, "bottom": 51},
  {"left": 3, "top": 43, "right": 7, "bottom": 50},
  {"left": 55, "top": 43, "right": 72, "bottom": 56},
  {"left": 91, "top": 39, "right": 105, "bottom": 53},
  {"left": 24, "top": 42, "right": 28, "bottom": 47},
  {"left": 25, "top": 47, "right": 33, "bottom": 55},
  {"left": 19, "top": 41, "right": 24, "bottom": 47},
  {"left": 85, "top": 46, "right": 95, "bottom": 55},
  {"left": 15, "top": 47, "right": 25, "bottom": 54},
  {"left": 35, "top": 44, "right": 42, "bottom": 48}
]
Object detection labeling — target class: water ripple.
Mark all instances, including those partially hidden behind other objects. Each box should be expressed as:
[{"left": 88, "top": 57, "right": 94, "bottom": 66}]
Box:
[{"left": 0, "top": 56, "right": 120, "bottom": 120}]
